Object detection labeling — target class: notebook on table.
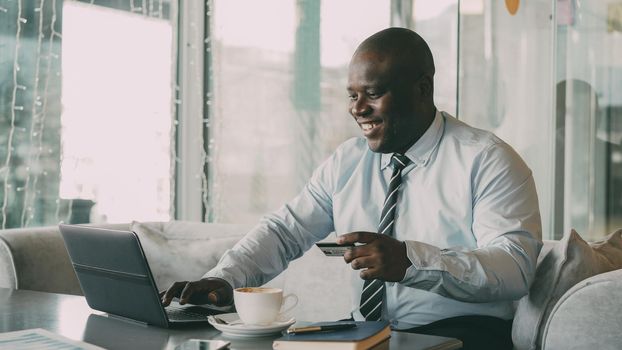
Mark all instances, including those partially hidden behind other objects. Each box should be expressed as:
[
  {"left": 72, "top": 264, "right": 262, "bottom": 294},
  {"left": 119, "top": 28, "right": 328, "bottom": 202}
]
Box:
[
  {"left": 273, "top": 321, "right": 391, "bottom": 350},
  {"left": 59, "top": 224, "right": 226, "bottom": 328}
]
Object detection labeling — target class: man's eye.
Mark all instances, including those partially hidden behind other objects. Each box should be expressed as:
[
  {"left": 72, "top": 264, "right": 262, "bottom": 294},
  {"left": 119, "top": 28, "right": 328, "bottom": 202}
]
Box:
[
  {"left": 367, "top": 91, "right": 381, "bottom": 99},
  {"left": 348, "top": 94, "right": 357, "bottom": 101}
]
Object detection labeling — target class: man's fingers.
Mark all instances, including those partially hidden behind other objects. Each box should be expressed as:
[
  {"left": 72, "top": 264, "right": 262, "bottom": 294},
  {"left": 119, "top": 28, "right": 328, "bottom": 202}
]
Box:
[
  {"left": 349, "top": 256, "right": 375, "bottom": 271},
  {"left": 162, "top": 278, "right": 233, "bottom": 306},
  {"left": 343, "top": 240, "right": 377, "bottom": 263},
  {"left": 179, "top": 282, "right": 198, "bottom": 305},
  {"left": 337, "top": 231, "right": 377, "bottom": 245},
  {"left": 359, "top": 266, "right": 380, "bottom": 280},
  {"left": 161, "top": 282, "right": 185, "bottom": 306},
  {"left": 348, "top": 255, "right": 382, "bottom": 280},
  {"left": 161, "top": 281, "right": 187, "bottom": 306},
  {"left": 207, "top": 285, "right": 229, "bottom": 304}
]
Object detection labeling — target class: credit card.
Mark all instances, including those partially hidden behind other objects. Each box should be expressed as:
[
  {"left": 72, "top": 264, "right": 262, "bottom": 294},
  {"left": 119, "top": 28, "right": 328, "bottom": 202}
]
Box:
[{"left": 315, "top": 242, "right": 355, "bottom": 256}]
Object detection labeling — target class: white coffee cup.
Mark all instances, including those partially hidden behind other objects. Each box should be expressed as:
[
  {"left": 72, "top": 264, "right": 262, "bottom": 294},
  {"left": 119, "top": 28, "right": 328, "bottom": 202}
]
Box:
[{"left": 233, "top": 287, "right": 298, "bottom": 325}]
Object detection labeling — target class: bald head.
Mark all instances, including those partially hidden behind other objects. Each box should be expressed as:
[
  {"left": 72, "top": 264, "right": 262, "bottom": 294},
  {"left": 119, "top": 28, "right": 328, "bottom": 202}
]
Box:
[
  {"left": 347, "top": 28, "right": 437, "bottom": 154},
  {"left": 354, "top": 27, "right": 435, "bottom": 81}
]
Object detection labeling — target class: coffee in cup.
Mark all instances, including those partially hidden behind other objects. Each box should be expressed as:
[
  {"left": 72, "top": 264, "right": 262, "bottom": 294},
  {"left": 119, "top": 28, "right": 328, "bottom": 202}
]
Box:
[{"left": 233, "top": 287, "right": 298, "bottom": 325}]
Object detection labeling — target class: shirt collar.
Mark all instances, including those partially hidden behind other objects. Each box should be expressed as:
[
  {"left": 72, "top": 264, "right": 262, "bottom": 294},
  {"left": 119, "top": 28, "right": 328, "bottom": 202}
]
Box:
[{"left": 381, "top": 110, "right": 444, "bottom": 169}]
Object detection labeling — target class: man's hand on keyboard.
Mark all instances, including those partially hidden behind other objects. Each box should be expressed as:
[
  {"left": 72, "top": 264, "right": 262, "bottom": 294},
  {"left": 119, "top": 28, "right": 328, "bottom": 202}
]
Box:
[{"left": 160, "top": 277, "right": 233, "bottom": 307}]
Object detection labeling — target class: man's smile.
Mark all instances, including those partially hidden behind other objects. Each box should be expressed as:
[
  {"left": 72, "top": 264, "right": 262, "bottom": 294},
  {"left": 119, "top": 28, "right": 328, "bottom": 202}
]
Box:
[{"left": 358, "top": 120, "right": 383, "bottom": 137}]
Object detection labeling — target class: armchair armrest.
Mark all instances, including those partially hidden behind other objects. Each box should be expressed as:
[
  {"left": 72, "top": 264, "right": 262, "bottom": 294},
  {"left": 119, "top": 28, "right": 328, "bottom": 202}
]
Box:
[
  {"left": 0, "top": 223, "right": 129, "bottom": 295},
  {"left": 541, "top": 269, "right": 622, "bottom": 350}
]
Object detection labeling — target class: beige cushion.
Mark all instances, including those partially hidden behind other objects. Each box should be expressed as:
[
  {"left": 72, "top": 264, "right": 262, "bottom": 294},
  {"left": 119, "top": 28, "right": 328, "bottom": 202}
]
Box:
[
  {"left": 130, "top": 221, "right": 252, "bottom": 291},
  {"left": 512, "top": 229, "right": 622, "bottom": 350}
]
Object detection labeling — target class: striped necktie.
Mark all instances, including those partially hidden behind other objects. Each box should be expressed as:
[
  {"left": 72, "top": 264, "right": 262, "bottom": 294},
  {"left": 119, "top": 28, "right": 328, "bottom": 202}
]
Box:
[{"left": 359, "top": 153, "right": 410, "bottom": 321}]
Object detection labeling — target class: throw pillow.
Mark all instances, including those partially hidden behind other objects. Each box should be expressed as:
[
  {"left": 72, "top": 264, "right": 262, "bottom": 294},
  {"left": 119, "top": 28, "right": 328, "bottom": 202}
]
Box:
[
  {"left": 130, "top": 221, "right": 252, "bottom": 290},
  {"left": 512, "top": 229, "right": 622, "bottom": 350}
]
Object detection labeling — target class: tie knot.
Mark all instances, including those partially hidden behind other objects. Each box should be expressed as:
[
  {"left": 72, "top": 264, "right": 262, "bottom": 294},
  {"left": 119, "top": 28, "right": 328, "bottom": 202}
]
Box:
[{"left": 391, "top": 153, "right": 410, "bottom": 170}]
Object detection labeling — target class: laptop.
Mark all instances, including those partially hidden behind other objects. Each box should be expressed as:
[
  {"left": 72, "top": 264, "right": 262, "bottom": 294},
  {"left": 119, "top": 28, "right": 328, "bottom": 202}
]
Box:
[{"left": 59, "top": 224, "right": 225, "bottom": 328}]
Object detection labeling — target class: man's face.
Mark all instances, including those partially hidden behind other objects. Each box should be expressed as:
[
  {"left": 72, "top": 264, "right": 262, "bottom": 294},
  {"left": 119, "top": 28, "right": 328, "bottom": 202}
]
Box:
[{"left": 347, "top": 50, "right": 424, "bottom": 154}]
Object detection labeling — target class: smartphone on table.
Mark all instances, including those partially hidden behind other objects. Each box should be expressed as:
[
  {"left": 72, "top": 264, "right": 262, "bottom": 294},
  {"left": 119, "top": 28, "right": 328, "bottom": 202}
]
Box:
[{"left": 175, "top": 339, "right": 230, "bottom": 350}]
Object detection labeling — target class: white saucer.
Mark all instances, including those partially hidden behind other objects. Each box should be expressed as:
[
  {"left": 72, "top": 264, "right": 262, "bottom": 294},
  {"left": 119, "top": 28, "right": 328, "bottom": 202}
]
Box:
[{"left": 208, "top": 313, "right": 295, "bottom": 338}]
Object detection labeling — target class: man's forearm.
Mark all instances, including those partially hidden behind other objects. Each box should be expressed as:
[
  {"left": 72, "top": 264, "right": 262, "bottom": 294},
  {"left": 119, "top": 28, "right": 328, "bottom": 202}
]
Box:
[
  {"left": 399, "top": 232, "right": 542, "bottom": 302},
  {"left": 203, "top": 192, "right": 335, "bottom": 289},
  {"left": 203, "top": 220, "right": 294, "bottom": 289}
]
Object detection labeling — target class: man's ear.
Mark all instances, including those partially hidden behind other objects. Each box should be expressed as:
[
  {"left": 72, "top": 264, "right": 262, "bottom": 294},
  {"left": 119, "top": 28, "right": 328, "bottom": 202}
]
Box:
[{"left": 418, "top": 76, "right": 433, "bottom": 98}]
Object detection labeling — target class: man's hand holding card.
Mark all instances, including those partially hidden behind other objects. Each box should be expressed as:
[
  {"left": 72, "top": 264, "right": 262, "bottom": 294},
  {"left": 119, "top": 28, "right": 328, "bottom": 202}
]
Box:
[{"left": 315, "top": 242, "right": 355, "bottom": 257}]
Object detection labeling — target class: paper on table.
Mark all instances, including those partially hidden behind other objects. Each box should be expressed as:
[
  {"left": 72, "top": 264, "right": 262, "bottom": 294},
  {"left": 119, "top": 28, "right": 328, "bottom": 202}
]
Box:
[{"left": 0, "top": 328, "right": 104, "bottom": 350}]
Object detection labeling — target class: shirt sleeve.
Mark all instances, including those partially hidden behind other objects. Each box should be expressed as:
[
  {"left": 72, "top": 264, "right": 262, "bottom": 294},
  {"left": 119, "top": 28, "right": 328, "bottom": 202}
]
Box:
[
  {"left": 203, "top": 153, "right": 338, "bottom": 289},
  {"left": 400, "top": 141, "right": 543, "bottom": 302}
]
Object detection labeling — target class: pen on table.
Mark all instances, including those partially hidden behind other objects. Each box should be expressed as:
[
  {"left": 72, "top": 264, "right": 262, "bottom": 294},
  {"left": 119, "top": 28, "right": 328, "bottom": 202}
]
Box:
[{"left": 286, "top": 323, "right": 357, "bottom": 334}]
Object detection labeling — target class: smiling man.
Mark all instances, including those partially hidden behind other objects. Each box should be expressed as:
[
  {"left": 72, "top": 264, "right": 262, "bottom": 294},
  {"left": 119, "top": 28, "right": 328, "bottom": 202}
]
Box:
[
  {"left": 346, "top": 30, "right": 436, "bottom": 155},
  {"left": 162, "top": 28, "right": 542, "bottom": 350}
]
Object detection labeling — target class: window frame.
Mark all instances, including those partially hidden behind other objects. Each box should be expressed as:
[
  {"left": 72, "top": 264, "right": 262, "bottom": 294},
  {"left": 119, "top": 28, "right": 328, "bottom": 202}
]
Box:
[{"left": 174, "top": 0, "right": 209, "bottom": 221}]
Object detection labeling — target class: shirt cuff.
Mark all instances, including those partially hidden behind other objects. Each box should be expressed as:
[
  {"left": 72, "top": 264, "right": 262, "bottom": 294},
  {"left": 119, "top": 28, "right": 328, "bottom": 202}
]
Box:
[
  {"left": 203, "top": 266, "right": 237, "bottom": 290},
  {"left": 401, "top": 240, "right": 444, "bottom": 284}
]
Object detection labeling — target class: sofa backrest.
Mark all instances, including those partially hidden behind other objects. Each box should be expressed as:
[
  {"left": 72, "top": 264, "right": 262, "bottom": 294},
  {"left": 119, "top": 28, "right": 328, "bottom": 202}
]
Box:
[{"left": 130, "top": 221, "right": 352, "bottom": 321}]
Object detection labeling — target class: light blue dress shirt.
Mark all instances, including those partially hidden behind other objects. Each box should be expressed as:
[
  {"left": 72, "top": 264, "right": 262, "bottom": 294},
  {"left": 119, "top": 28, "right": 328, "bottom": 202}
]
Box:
[{"left": 205, "top": 111, "right": 543, "bottom": 329}]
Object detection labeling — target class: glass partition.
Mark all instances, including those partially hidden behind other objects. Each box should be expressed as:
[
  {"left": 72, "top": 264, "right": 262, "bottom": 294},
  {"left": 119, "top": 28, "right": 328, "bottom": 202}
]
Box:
[
  {"left": 555, "top": 0, "right": 622, "bottom": 240},
  {"left": 409, "top": 0, "right": 459, "bottom": 115},
  {"left": 458, "top": 0, "right": 556, "bottom": 237},
  {"left": 458, "top": 0, "right": 621, "bottom": 240}
]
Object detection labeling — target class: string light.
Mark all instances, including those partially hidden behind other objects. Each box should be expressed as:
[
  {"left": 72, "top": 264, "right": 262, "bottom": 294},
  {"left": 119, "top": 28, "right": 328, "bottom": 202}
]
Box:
[
  {"left": 19, "top": 0, "right": 57, "bottom": 227},
  {"left": 41, "top": 0, "right": 62, "bottom": 224},
  {"left": 20, "top": 0, "right": 47, "bottom": 227},
  {"left": 1, "top": 0, "right": 24, "bottom": 229}
]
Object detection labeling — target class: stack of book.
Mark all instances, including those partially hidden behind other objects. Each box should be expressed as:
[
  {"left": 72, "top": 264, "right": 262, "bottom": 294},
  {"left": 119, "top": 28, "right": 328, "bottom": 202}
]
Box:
[{"left": 273, "top": 321, "right": 391, "bottom": 350}]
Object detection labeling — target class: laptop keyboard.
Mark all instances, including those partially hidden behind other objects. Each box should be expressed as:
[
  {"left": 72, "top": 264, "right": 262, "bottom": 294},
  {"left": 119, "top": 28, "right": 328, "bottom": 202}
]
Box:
[{"left": 166, "top": 306, "right": 212, "bottom": 321}]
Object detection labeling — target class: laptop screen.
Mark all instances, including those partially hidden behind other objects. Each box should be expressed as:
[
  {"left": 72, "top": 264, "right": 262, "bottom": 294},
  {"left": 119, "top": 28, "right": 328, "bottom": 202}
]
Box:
[{"left": 59, "top": 224, "right": 170, "bottom": 327}]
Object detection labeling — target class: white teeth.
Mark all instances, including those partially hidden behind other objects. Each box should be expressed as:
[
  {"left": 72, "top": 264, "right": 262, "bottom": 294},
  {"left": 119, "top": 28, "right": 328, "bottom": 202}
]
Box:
[{"left": 361, "top": 123, "right": 375, "bottom": 131}]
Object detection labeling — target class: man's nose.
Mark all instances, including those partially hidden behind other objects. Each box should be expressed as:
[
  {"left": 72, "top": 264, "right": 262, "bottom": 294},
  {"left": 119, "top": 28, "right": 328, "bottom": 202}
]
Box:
[{"left": 351, "top": 98, "right": 371, "bottom": 116}]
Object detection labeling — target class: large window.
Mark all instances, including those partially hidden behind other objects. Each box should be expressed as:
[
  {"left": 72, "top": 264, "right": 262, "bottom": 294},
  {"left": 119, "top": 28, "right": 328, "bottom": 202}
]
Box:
[
  {"left": 2, "top": 0, "right": 619, "bottom": 241},
  {"left": 206, "top": 0, "right": 390, "bottom": 223},
  {"left": 2, "top": 0, "right": 460, "bottom": 228},
  {"left": 60, "top": 1, "right": 174, "bottom": 224},
  {"left": 205, "top": 0, "right": 459, "bottom": 224},
  {"left": 0, "top": 0, "right": 176, "bottom": 228}
]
